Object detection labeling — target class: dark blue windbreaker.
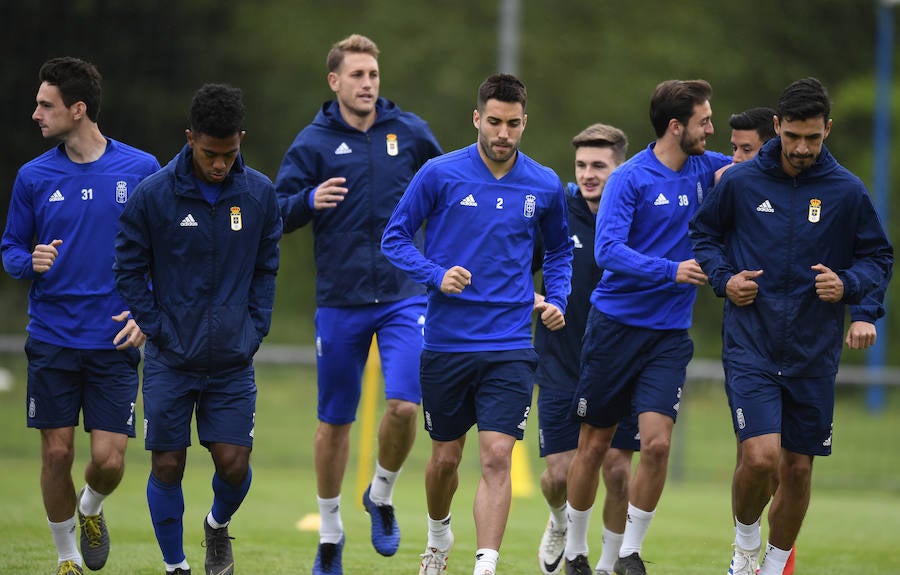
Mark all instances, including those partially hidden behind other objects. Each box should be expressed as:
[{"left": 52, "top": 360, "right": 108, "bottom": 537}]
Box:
[
  {"left": 275, "top": 98, "right": 442, "bottom": 306},
  {"left": 690, "top": 138, "right": 893, "bottom": 377},
  {"left": 114, "top": 145, "right": 282, "bottom": 373}
]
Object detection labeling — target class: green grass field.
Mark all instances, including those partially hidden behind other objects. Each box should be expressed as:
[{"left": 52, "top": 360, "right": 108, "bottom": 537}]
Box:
[{"left": 0, "top": 359, "right": 898, "bottom": 574}]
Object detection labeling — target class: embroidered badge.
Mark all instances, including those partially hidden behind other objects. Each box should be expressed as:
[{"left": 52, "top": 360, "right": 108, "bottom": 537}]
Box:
[
  {"left": 386, "top": 133, "right": 398, "bottom": 157},
  {"left": 115, "top": 181, "right": 128, "bottom": 204},
  {"left": 230, "top": 206, "right": 242, "bottom": 231},
  {"left": 808, "top": 198, "right": 821, "bottom": 223},
  {"left": 523, "top": 194, "right": 536, "bottom": 218}
]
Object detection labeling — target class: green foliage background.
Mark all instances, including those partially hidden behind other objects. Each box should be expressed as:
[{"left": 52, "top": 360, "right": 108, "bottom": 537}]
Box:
[{"left": 2, "top": 0, "right": 899, "bottom": 359}]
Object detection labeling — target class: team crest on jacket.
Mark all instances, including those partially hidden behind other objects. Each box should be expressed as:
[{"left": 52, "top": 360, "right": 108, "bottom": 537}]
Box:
[
  {"left": 115, "top": 180, "right": 128, "bottom": 203},
  {"left": 386, "top": 133, "right": 399, "bottom": 156},
  {"left": 808, "top": 198, "right": 821, "bottom": 223},
  {"left": 523, "top": 194, "right": 536, "bottom": 218},
  {"left": 230, "top": 206, "right": 242, "bottom": 231}
]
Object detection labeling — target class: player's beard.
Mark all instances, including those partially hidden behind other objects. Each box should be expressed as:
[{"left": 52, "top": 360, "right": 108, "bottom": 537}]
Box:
[{"left": 679, "top": 131, "right": 707, "bottom": 156}]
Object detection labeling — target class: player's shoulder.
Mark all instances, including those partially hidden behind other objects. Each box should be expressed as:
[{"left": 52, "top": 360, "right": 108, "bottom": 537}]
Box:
[{"left": 19, "top": 145, "right": 64, "bottom": 175}]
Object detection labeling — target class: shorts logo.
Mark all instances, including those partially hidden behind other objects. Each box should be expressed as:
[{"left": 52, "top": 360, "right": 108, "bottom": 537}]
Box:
[
  {"left": 126, "top": 402, "right": 135, "bottom": 426},
  {"left": 576, "top": 397, "right": 587, "bottom": 417},
  {"left": 736, "top": 408, "right": 746, "bottom": 430},
  {"left": 822, "top": 422, "right": 833, "bottom": 447},
  {"left": 517, "top": 406, "right": 530, "bottom": 431},
  {"left": 673, "top": 386, "right": 682, "bottom": 413},
  {"left": 249, "top": 412, "right": 255, "bottom": 439},
  {"left": 523, "top": 194, "right": 536, "bottom": 218},
  {"left": 28, "top": 397, "right": 36, "bottom": 419},
  {"left": 316, "top": 336, "right": 323, "bottom": 357},
  {"left": 424, "top": 410, "right": 433, "bottom": 431},
  {"left": 538, "top": 428, "right": 545, "bottom": 449},
  {"left": 144, "top": 418, "right": 149, "bottom": 439},
  {"left": 116, "top": 180, "right": 128, "bottom": 203}
]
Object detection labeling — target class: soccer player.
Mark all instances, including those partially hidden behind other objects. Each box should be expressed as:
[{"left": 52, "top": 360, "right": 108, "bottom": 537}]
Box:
[
  {"left": 274, "top": 34, "right": 441, "bottom": 574},
  {"left": 114, "top": 84, "right": 282, "bottom": 575},
  {"left": 532, "top": 123, "right": 639, "bottom": 575},
  {"left": 382, "top": 73, "right": 573, "bottom": 575},
  {"left": 690, "top": 78, "right": 892, "bottom": 575},
  {"left": 715, "top": 106, "right": 776, "bottom": 184},
  {"left": 1, "top": 57, "right": 159, "bottom": 575},
  {"left": 564, "top": 79, "right": 731, "bottom": 575}
]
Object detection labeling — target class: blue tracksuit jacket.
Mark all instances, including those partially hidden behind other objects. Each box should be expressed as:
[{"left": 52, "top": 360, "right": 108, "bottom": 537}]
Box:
[
  {"left": 690, "top": 138, "right": 893, "bottom": 376},
  {"left": 275, "top": 98, "right": 442, "bottom": 306},
  {"left": 114, "top": 145, "right": 282, "bottom": 373}
]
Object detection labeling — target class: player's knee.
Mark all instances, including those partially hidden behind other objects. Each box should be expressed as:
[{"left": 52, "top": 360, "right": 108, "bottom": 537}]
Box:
[
  {"left": 541, "top": 465, "right": 567, "bottom": 493},
  {"left": 43, "top": 442, "right": 76, "bottom": 470},
  {"left": 640, "top": 435, "right": 671, "bottom": 465},
  {"left": 385, "top": 399, "right": 418, "bottom": 424},
  {"left": 91, "top": 449, "right": 126, "bottom": 476},
  {"left": 602, "top": 462, "right": 630, "bottom": 495}
]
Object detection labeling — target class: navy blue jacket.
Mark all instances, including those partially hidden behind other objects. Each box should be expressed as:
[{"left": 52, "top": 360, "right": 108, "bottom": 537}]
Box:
[
  {"left": 534, "top": 184, "right": 600, "bottom": 390},
  {"left": 115, "top": 145, "right": 282, "bottom": 373},
  {"left": 690, "top": 138, "right": 893, "bottom": 377},
  {"left": 275, "top": 98, "right": 442, "bottom": 306}
]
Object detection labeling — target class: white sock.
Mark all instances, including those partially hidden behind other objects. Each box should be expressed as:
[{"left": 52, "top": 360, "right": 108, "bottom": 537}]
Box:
[
  {"left": 564, "top": 503, "right": 592, "bottom": 560},
  {"left": 548, "top": 502, "right": 567, "bottom": 531},
  {"left": 619, "top": 503, "right": 655, "bottom": 557},
  {"left": 369, "top": 462, "right": 400, "bottom": 505},
  {"left": 206, "top": 511, "right": 229, "bottom": 529},
  {"left": 79, "top": 484, "right": 107, "bottom": 516},
  {"left": 758, "top": 542, "right": 791, "bottom": 575},
  {"left": 317, "top": 495, "right": 343, "bottom": 544},
  {"left": 734, "top": 516, "right": 762, "bottom": 551},
  {"left": 165, "top": 559, "right": 191, "bottom": 572},
  {"left": 48, "top": 516, "right": 81, "bottom": 563},
  {"left": 427, "top": 513, "right": 454, "bottom": 550},
  {"left": 596, "top": 526, "right": 624, "bottom": 571},
  {"left": 474, "top": 548, "right": 499, "bottom": 575}
]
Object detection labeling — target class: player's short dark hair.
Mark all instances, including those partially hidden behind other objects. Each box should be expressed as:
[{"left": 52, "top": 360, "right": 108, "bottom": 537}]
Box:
[
  {"left": 571, "top": 123, "right": 629, "bottom": 164},
  {"left": 190, "top": 84, "right": 245, "bottom": 139},
  {"left": 477, "top": 73, "right": 527, "bottom": 113},
  {"left": 729, "top": 107, "right": 776, "bottom": 143},
  {"left": 327, "top": 34, "right": 380, "bottom": 73},
  {"left": 39, "top": 57, "right": 103, "bottom": 122},
  {"left": 649, "top": 79, "right": 712, "bottom": 138},
  {"left": 777, "top": 77, "right": 830, "bottom": 122}
]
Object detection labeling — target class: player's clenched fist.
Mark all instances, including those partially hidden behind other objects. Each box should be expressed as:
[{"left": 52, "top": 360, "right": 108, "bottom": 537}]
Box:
[
  {"left": 32, "top": 238, "right": 63, "bottom": 273},
  {"left": 441, "top": 265, "right": 472, "bottom": 294}
]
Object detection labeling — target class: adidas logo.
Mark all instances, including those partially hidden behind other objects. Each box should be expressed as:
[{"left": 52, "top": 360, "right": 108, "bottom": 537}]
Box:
[
  {"left": 756, "top": 200, "right": 774, "bottom": 213},
  {"left": 571, "top": 234, "right": 583, "bottom": 248},
  {"left": 48, "top": 190, "right": 65, "bottom": 202},
  {"left": 460, "top": 194, "right": 478, "bottom": 207},
  {"left": 180, "top": 214, "right": 199, "bottom": 227},
  {"left": 517, "top": 418, "right": 527, "bottom": 430},
  {"left": 653, "top": 193, "right": 669, "bottom": 206},
  {"left": 334, "top": 142, "right": 352, "bottom": 155}
]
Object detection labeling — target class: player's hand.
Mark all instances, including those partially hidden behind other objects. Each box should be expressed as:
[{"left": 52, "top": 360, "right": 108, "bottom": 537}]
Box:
[
  {"left": 845, "top": 320, "right": 876, "bottom": 350},
  {"left": 535, "top": 301, "right": 565, "bottom": 331},
  {"left": 440, "top": 266, "right": 472, "bottom": 294},
  {"left": 533, "top": 292, "right": 546, "bottom": 308},
  {"left": 675, "top": 259, "right": 708, "bottom": 285},
  {"left": 312, "top": 177, "right": 348, "bottom": 209},
  {"left": 112, "top": 310, "right": 146, "bottom": 350},
  {"left": 725, "top": 269, "right": 763, "bottom": 306},
  {"left": 812, "top": 263, "right": 844, "bottom": 303},
  {"left": 714, "top": 163, "right": 734, "bottom": 185},
  {"left": 32, "top": 239, "right": 63, "bottom": 273}
]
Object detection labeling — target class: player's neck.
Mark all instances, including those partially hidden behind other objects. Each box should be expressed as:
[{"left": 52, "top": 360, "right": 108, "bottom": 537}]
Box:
[
  {"left": 61, "top": 123, "right": 107, "bottom": 164},
  {"left": 339, "top": 104, "right": 376, "bottom": 132},
  {"left": 653, "top": 136, "right": 688, "bottom": 172}
]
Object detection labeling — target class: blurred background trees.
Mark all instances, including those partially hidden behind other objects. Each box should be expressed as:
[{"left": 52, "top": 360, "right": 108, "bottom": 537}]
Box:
[{"left": 2, "top": 0, "right": 898, "bottom": 363}]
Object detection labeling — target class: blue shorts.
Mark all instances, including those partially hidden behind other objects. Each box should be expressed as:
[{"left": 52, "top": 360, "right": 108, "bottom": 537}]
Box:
[
  {"left": 25, "top": 337, "right": 140, "bottom": 435},
  {"left": 537, "top": 387, "right": 640, "bottom": 456},
  {"left": 142, "top": 357, "right": 257, "bottom": 451},
  {"left": 728, "top": 369, "right": 835, "bottom": 456},
  {"left": 420, "top": 348, "right": 537, "bottom": 441},
  {"left": 315, "top": 297, "right": 425, "bottom": 425},
  {"left": 574, "top": 309, "right": 692, "bottom": 428}
]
